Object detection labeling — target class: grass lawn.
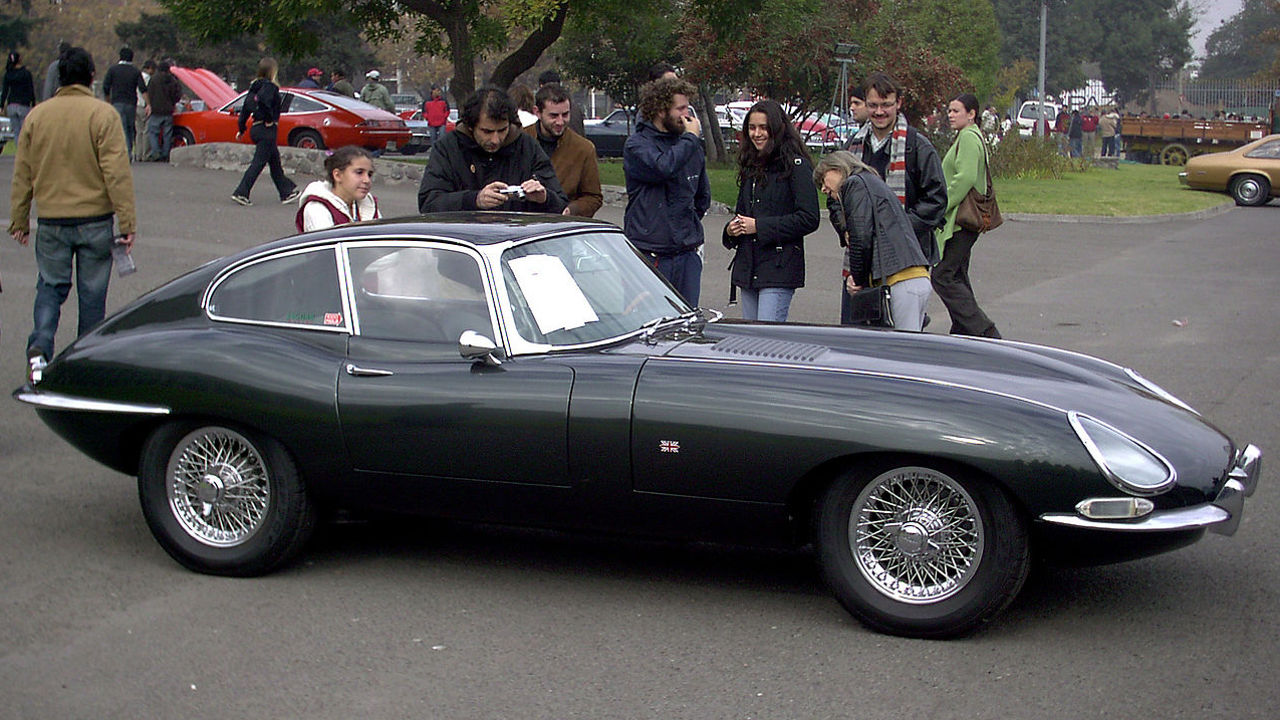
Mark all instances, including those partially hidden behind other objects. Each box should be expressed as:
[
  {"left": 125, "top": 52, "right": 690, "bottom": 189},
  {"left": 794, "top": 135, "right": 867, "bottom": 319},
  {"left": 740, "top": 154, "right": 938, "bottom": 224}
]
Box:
[{"left": 598, "top": 157, "right": 1230, "bottom": 217}]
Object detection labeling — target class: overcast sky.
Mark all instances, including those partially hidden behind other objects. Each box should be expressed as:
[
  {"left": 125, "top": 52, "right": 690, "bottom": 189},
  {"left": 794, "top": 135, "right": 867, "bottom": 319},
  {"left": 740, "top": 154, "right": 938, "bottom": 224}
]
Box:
[{"left": 1191, "top": 0, "right": 1243, "bottom": 58}]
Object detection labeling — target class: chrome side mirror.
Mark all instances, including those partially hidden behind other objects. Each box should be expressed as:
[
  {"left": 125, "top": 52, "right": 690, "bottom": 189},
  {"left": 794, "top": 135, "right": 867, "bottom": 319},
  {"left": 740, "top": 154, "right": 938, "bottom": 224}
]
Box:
[{"left": 459, "top": 330, "right": 502, "bottom": 366}]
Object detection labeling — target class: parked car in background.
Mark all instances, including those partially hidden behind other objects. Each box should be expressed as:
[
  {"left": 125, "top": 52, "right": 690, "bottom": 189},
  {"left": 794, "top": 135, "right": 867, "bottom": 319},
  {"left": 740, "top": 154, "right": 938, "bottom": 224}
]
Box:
[
  {"left": 398, "top": 109, "right": 459, "bottom": 155},
  {"left": 391, "top": 93, "right": 423, "bottom": 115},
  {"left": 0, "top": 115, "right": 13, "bottom": 153},
  {"left": 15, "top": 213, "right": 1262, "bottom": 639},
  {"left": 1179, "top": 134, "right": 1280, "bottom": 205},
  {"left": 172, "top": 67, "right": 411, "bottom": 153},
  {"left": 796, "top": 118, "right": 842, "bottom": 151},
  {"left": 583, "top": 108, "right": 636, "bottom": 157},
  {"left": 1016, "top": 100, "right": 1062, "bottom": 136}
]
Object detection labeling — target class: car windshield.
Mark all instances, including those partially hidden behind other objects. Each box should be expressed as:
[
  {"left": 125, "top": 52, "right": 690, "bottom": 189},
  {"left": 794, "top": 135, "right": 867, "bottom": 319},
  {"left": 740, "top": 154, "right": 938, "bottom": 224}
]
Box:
[{"left": 499, "top": 231, "right": 690, "bottom": 347}]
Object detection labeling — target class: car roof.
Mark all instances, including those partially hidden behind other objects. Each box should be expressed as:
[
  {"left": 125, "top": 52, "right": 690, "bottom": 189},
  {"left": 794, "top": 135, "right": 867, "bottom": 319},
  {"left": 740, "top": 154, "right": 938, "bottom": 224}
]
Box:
[{"left": 238, "top": 212, "right": 618, "bottom": 259}]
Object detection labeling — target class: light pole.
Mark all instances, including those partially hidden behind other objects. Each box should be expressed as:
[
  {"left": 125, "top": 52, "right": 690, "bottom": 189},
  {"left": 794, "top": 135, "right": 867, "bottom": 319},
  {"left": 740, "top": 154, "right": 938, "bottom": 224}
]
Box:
[{"left": 1037, "top": 1, "right": 1047, "bottom": 137}]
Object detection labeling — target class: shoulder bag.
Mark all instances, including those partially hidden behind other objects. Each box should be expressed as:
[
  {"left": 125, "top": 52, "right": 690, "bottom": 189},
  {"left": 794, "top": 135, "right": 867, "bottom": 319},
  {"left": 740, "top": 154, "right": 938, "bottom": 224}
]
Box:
[{"left": 955, "top": 131, "right": 1003, "bottom": 233}]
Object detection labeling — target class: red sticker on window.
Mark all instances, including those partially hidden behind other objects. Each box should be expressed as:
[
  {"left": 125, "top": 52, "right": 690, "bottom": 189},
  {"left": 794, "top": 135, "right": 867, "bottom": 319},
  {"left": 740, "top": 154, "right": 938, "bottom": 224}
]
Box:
[{"left": 323, "top": 313, "right": 343, "bottom": 326}]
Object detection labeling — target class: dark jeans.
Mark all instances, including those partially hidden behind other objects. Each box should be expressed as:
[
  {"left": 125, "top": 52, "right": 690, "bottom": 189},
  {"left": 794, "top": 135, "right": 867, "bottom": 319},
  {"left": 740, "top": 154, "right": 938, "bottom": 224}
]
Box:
[
  {"left": 147, "top": 113, "right": 173, "bottom": 160},
  {"left": 113, "top": 102, "right": 137, "bottom": 158},
  {"left": 233, "top": 123, "right": 296, "bottom": 200},
  {"left": 644, "top": 247, "right": 703, "bottom": 307},
  {"left": 27, "top": 218, "right": 116, "bottom": 359},
  {"left": 931, "top": 227, "right": 1000, "bottom": 338},
  {"left": 1101, "top": 136, "right": 1115, "bottom": 157}
]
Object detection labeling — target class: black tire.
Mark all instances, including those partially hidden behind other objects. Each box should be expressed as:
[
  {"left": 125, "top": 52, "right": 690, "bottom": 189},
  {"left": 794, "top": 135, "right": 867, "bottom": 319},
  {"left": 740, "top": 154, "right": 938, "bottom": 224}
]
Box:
[
  {"left": 290, "top": 129, "right": 325, "bottom": 150},
  {"left": 138, "top": 421, "right": 317, "bottom": 576},
  {"left": 173, "top": 127, "right": 195, "bottom": 148},
  {"left": 816, "top": 460, "right": 1030, "bottom": 638},
  {"left": 1229, "top": 174, "right": 1271, "bottom": 207}
]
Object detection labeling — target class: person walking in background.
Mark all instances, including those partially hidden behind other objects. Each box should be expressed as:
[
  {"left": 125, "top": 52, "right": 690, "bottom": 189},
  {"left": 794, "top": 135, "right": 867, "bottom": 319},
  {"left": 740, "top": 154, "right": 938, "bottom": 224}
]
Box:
[
  {"left": 42, "top": 42, "right": 69, "bottom": 102},
  {"left": 623, "top": 76, "right": 711, "bottom": 306},
  {"left": 423, "top": 87, "right": 449, "bottom": 146},
  {"left": 144, "top": 60, "right": 182, "bottom": 161},
  {"left": 101, "top": 47, "right": 148, "bottom": 160},
  {"left": 327, "top": 69, "right": 355, "bottom": 98},
  {"left": 526, "top": 83, "right": 602, "bottom": 217},
  {"left": 231, "top": 57, "right": 299, "bottom": 207},
  {"left": 298, "top": 67, "right": 323, "bottom": 89},
  {"left": 722, "top": 99, "right": 819, "bottom": 322},
  {"left": 296, "top": 146, "right": 380, "bottom": 232},
  {"left": 935, "top": 93, "right": 1001, "bottom": 338},
  {"left": 359, "top": 70, "right": 393, "bottom": 112},
  {"left": 816, "top": 151, "right": 932, "bottom": 331},
  {"left": 1, "top": 52, "right": 36, "bottom": 142},
  {"left": 9, "top": 47, "right": 137, "bottom": 382},
  {"left": 134, "top": 60, "right": 154, "bottom": 162}
]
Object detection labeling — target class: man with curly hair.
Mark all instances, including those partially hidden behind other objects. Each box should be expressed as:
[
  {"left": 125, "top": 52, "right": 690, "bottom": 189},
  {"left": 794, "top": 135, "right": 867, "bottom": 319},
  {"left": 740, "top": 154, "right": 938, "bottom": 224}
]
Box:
[{"left": 622, "top": 76, "right": 710, "bottom": 305}]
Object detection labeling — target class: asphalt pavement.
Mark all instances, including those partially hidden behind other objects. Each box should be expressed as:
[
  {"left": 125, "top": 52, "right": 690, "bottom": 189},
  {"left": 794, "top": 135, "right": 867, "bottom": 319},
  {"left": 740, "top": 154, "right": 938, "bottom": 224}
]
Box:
[{"left": 1, "top": 157, "right": 1277, "bottom": 718}]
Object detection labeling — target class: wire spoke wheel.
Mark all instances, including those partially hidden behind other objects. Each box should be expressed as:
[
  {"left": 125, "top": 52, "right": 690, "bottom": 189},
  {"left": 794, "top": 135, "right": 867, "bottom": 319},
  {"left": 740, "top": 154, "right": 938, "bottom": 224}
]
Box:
[
  {"left": 167, "top": 428, "right": 271, "bottom": 547},
  {"left": 850, "top": 467, "right": 983, "bottom": 603}
]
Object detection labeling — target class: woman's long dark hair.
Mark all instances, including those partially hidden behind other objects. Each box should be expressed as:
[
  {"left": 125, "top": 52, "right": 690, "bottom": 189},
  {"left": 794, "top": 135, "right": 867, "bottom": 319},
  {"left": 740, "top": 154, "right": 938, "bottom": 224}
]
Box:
[{"left": 737, "top": 99, "right": 807, "bottom": 187}]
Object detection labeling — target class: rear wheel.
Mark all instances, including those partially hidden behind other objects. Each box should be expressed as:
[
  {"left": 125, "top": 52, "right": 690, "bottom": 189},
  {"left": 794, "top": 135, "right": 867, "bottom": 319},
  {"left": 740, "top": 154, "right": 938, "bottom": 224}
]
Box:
[
  {"left": 138, "top": 422, "right": 316, "bottom": 576},
  {"left": 1160, "top": 143, "right": 1189, "bottom": 166},
  {"left": 816, "top": 460, "right": 1030, "bottom": 638},
  {"left": 290, "top": 129, "right": 325, "bottom": 150},
  {"left": 1229, "top": 174, "right": 1271, "bottom": 206},
  {"left": 173, "top": 127, "right": 195, "bottom": 148}
]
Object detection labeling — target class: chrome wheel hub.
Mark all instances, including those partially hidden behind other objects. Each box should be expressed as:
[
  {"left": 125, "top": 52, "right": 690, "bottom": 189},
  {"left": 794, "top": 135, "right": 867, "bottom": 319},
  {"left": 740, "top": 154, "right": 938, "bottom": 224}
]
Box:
[
  {"left": 850, "top": 467, "right": 984, "bottom": 604},
  {"left": 167, "top": 428, "right": 270, "bottom": 547}
]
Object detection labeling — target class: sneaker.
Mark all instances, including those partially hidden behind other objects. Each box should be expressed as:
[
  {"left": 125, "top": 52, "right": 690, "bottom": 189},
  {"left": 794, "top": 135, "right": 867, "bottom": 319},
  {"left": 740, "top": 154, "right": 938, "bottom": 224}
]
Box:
[
  {"left": 26, "top": 347, "right": 47, "bottom": 385},
  {"left": 231, "top": 194, "right": 252, "bottom": 206},
  {"left": 281, "top": 189, "right": 301, "bottom": 204}
]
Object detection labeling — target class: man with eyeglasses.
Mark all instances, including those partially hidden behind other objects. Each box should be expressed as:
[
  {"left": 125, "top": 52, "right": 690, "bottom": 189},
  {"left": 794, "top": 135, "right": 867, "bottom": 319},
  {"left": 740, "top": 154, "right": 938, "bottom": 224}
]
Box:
[{"left": 834, "top": 72, "right": 946, "bottom": 324}]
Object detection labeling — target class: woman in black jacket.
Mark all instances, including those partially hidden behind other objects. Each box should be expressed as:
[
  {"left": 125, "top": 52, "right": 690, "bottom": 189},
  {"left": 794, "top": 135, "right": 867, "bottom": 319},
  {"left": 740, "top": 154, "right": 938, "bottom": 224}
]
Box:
[
  {"left": 231, "top": 57, "right": 298, "bottom": 206},
  {"left": 723, "top": 99, "right": 819, "bottom": 322},
  {"left": 1, "top": 52, "right": 37, "bottom": 143}
]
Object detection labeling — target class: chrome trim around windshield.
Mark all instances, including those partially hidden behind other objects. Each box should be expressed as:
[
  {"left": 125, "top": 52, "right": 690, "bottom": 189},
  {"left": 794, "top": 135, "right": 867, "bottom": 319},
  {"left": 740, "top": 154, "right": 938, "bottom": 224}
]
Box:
[{"left": 14, "top": 389, "right": 170, "bottom": 415}]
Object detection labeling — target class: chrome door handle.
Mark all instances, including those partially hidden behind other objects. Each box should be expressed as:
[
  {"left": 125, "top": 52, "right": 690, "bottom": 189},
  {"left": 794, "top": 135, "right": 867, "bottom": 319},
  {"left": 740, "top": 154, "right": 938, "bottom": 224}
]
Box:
[{"left": 345, "top": 363, "right": 394, "bottom": 377}]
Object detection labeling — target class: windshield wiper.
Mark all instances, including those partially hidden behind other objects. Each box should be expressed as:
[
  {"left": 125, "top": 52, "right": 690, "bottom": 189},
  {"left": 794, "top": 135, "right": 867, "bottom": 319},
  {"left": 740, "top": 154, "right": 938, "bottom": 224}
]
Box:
[{"left": 641, "top": 308, "right": 721, "bottom": 345}]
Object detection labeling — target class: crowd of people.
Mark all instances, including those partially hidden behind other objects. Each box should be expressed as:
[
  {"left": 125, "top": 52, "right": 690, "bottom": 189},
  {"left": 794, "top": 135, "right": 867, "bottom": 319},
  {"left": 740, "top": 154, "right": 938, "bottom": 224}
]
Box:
[{"left": 3, "top": 45, "right": 1011, "bottom": 384}]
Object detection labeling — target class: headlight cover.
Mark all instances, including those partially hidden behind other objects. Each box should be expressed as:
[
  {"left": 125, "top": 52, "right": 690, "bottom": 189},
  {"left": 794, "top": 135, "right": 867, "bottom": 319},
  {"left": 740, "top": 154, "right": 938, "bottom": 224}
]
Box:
[{"left": 1069, "top": 412, "right": 1176, "bottom": 495}]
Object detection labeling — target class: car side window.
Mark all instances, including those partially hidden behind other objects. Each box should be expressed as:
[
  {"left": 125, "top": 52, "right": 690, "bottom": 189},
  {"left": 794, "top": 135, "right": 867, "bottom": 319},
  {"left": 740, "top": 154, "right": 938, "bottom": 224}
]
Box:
[
  {"left": 1244, "top": 140, "right": 1280, "bottom": 159},
  {"left": 288, "top": 95, "right": 326, "bottom": 114},
  {"left": 207, "top": 248, "right": 347, "bottom": 330},
  {"left": 347, "top": 246, "right": 492, "bottom": 344}
]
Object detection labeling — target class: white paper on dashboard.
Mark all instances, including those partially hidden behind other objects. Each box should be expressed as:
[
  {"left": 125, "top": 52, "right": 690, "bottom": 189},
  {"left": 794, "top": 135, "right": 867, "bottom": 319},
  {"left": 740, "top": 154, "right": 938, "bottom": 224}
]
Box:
[{"left": 507, "top": 254, "right": 599, "bottom": 334}]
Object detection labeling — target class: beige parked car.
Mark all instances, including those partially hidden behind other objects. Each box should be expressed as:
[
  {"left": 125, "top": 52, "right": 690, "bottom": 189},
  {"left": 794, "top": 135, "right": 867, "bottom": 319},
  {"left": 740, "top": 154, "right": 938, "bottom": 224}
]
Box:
[{"left": 1179, "top": 134, "right": 1280, "bottom": 206}]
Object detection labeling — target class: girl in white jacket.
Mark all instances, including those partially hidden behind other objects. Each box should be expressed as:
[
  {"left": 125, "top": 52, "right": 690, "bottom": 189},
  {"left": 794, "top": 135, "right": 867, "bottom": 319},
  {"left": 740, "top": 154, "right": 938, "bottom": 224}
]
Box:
[{"left": 296, "top": 146, "right": 381, "bottom": 232}]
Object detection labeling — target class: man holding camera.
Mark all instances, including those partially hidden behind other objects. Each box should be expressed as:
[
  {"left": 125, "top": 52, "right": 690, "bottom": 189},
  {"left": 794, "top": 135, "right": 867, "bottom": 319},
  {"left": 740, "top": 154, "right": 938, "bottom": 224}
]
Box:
[{"left": 417, "top": 87, "right": 567, "bottom": 214}]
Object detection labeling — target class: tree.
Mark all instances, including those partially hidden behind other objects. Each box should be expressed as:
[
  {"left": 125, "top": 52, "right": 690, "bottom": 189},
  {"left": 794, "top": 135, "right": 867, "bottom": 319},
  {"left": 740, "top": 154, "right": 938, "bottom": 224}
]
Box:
[
  {"left": 158, "top": 0, "right": 571, "bottom": 103},
  {"left": 1090, "top": 0, "right": 1194, "bottom": 105},
  {"left": 556, "top": 0, "right": 679, "bottom": 114},
  {"left": 874, "top": 0, "right": 1001, "bottom": 101},
  {"left": 993, "top": 0, "right": 1090, "bottom": 96},
  {"left": 1199, "top": 0, "right": 1280, "bottom": 80},
  {"left": 1, "top": 1, "right": 39, "bottom": 52}
]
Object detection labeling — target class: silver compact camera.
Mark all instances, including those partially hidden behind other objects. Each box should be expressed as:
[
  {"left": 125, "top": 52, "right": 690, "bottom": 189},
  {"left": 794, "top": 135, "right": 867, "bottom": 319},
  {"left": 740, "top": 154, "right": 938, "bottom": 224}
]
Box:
[{"left": 500, "top": 185, "right": 527, "bottom": 199}]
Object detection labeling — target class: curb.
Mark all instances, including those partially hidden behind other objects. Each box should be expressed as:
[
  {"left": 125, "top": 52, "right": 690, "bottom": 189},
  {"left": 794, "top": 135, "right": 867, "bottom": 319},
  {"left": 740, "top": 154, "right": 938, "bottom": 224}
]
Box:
[{"left": 1006, "top": 201, "right": 1235, "bottom": 224}]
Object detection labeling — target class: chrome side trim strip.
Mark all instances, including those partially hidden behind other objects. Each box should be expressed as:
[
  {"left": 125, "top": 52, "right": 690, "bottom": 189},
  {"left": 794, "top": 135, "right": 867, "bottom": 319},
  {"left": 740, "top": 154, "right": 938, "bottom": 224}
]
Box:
[
  {"left": 13, "top": 390, "right": 170, "bottom": 415},
  {"left": 655, "top": 355, "right": 1069, "bottom": 415}
]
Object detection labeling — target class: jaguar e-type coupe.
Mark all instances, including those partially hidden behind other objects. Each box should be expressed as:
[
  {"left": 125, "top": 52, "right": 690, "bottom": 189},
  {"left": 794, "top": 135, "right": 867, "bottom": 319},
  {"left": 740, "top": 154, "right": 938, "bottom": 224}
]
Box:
[{"left": 14, "top": 214, "right": 1261, "bottom": 638}]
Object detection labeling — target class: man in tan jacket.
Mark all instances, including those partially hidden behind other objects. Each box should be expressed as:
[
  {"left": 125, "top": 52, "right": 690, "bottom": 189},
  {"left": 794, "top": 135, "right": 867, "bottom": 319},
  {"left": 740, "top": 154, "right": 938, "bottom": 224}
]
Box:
[
  {"left": 526, "top": 83, "right": 602, "bottom": 217},
  {"left": 9, "top": 46, "right": 136, "bottom": 381}
]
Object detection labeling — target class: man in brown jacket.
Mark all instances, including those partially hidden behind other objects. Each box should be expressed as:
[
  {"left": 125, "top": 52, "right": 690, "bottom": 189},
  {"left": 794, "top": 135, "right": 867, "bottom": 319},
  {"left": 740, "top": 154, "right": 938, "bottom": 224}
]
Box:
[
  {"left": 9, "top": 46, "right": 136, "bottom": 381},
  {"left": 526, "top": 83, "right": 602, "bottom": 217}
]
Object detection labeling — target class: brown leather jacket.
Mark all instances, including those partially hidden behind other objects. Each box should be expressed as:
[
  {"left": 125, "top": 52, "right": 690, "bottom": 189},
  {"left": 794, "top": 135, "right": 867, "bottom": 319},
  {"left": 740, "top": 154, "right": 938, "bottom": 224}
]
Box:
[{"left": 525, "top": 124, "right": 603, "bottom": 217}]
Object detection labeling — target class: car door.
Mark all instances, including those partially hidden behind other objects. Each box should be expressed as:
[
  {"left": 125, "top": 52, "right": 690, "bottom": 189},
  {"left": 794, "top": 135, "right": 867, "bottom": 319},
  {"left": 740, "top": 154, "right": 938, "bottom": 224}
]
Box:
[{"left": 335, "top": 242, "right": 573, "bottom": 487}]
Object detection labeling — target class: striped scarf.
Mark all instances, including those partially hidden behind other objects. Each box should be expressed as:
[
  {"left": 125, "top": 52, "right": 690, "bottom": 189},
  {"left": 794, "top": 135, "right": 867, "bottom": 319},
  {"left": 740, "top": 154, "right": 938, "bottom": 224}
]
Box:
[{"left": 844, "top": 113, "right": 910, "bottom": 207}]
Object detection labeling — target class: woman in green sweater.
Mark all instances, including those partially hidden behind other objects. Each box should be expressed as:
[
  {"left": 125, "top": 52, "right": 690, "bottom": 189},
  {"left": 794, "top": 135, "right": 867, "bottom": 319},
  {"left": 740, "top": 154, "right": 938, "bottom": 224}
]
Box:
[{"left": 935, "top": 93, "right": 1001, "bottom": 338}]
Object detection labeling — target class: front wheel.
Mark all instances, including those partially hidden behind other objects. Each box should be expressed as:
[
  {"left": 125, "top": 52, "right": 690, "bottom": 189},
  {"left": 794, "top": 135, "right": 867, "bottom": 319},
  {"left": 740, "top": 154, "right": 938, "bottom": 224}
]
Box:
[
  {"left": 1230, "top": 174, "right": 1271, "bottom": 206},
  {"left": 816, "top": 461, "right": 1030, "bottom": 638},
  {"left": 138, "top": 422, "right": 317, "bottom": 576}
]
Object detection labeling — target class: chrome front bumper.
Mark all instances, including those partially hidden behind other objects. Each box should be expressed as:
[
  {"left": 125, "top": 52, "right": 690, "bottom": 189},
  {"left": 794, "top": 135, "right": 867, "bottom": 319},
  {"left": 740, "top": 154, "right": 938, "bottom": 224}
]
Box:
[{"left": 1040, "top": 444, "right": 1261, "bottom": 536}]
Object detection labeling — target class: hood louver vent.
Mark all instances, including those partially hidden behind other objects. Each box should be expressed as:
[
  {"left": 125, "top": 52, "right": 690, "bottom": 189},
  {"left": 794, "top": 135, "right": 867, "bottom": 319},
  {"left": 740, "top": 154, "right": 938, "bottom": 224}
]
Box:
[{"left": 711, "top": 336, "right": 828, "bottom": 363}]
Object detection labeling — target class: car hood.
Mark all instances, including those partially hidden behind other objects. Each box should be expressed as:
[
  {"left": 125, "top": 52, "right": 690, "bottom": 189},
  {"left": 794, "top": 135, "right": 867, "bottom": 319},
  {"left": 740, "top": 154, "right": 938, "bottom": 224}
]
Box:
[
  {"left": 170, "top": 67, "right": 237, "bottom": 109},
  {"left": 665, "top": 321, "right": 1233, "bottom": 474}
]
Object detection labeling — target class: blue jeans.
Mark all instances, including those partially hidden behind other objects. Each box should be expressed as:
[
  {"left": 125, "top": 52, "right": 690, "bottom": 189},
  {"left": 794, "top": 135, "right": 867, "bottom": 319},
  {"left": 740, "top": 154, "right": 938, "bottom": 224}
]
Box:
[
  {"left": 1069, "top": 137, "right": 1082, "bottom": 158},
  {"left": 646, "top": 247, "right": 703, "bottom": 306},
  {"left": 113, "top": 102, "right": 137, "bottom": 158},
  {"left": 739, "top": 287, "right": 795, "bottom": 322},
  {"left": 429, "top": 124, "right": 444, "bottom": 145},
  {"left": 27, "top": 219, "right": 116, "bottom": 359},
  {"left": 147, "top": 113, "right": 173, "bottom": 160},
  {"left": 6, "top": 103, "right": 30, "bottom": 143}
]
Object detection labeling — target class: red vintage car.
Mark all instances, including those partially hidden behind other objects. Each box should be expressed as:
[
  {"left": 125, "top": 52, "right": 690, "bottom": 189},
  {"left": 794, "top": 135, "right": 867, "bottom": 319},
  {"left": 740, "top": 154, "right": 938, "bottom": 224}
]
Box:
[{"left": 171, "top": 67, "right": 411, "bottom": 152}]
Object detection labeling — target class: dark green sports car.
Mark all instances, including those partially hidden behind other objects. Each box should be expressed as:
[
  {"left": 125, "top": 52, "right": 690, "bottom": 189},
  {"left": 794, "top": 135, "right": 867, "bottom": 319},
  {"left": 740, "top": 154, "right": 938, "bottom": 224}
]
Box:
[{"left": 14, "top": 213, "right": 1262, "bottom": 638}]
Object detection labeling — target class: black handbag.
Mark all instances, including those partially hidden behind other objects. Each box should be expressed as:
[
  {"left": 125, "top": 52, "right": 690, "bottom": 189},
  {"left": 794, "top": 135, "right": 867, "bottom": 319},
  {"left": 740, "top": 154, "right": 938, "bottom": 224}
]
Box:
[{"left": 847, "top": 283, "right": 893, "bottom": 327}]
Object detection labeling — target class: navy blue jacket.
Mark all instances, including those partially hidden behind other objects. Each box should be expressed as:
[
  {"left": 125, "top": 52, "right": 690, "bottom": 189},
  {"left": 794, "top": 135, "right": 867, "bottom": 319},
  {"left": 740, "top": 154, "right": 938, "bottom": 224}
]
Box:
[{"left": 622, "top": 119, "right": 711, "bottom": 255}]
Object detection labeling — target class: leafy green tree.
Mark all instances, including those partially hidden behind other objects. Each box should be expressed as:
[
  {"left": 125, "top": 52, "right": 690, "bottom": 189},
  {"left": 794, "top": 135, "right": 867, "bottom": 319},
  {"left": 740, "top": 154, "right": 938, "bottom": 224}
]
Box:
[
  {"left": 555, "top": 0, "right": 679, "bottom": 114},
  {"left": 992, "top": 0, "right": 1090, "bottom": 95},
  {"left": 873, "top": 0, "right": 1001, "bottom": 101},
  {"left": 1091, "top": 0, "right": 1193, "bottom": 105},
  {"left": 1199, "top": 0, "right": 1280, "bottom": 80},
  {"left": 1, "top": 1, "right": 39, "bottom": 52},
  {"left": 158, "top": 0, "right": 570, "bottom": 103}
]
